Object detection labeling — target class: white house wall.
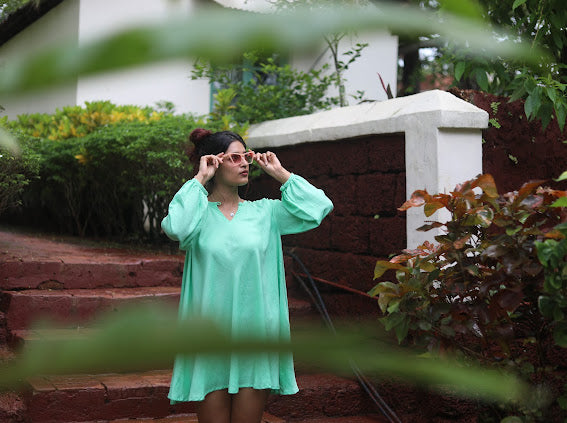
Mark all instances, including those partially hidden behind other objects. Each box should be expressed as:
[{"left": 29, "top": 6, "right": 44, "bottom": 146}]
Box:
[
  {"left": 291, "top": 30, "right": 398, "bottom": 105},
  {"left": 1, "top": 0, "right": 398, "bottom": 119},
  {"left": 0, "top": 0, "right": 80, "bottom": 119},
  {"left": 76, "top": 0, "right": 210, "bottom": 116},
  {"left": 341, "top": 31, "right": 398, "bottom": 102}
]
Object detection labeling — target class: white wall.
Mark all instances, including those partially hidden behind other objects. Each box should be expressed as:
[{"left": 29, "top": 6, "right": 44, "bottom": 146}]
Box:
[
  {"left": 0, "top": 0, "right": 80, "bottom": 118},
  {"left": 0, "top": 0, "right": 399, "bottom": 119},
  {"left": 76, "top": 0, "right": 210, "bottom": 116},
  {"left": 341, "top": 31, "right": 398, "bottom": 102},
  {"left": 291, "top": 30, "right": 398, "bottom": 105},
  {"left": 76, "top": 60, "right": 211, "bottom": 116},
  {"left": 77, "top": 0, "right": 194, "bottom": 43}
]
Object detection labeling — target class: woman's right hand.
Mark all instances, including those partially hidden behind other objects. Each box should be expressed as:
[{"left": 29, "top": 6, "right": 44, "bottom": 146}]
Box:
[{"left": 194, "top": 153, "right": 224, "bottom": 186}]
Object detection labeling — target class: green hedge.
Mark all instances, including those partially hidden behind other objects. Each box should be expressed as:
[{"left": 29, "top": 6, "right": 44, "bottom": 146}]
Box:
[
  {"left": 1, "top": 106, "right": 198, "bottom": 241},
  {"left": 0, "top": 133, "right": 40, "bottom": 216}
]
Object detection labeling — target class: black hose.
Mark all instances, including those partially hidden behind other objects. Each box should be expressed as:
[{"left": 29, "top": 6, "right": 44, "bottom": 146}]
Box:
[{"left": 285, "top": 249, "right": 403, "bottom": 423}]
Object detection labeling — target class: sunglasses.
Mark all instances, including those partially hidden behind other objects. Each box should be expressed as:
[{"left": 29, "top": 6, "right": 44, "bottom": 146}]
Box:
[{"left": 223, "top": 151, "right": 255, "bottom": 165}]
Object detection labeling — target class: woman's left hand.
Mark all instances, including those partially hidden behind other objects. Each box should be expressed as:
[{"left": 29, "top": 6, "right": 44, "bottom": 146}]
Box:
[{"left": 254, "top": 151, "right": 291, "bottom": 184}]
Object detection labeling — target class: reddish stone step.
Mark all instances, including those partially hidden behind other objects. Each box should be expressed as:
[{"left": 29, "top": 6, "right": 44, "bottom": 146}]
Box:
[
  {"left": 25, "top": 370, "right": 195, "bottom": 422},
  {"left": 0, "top": 257, "right": 185, "bottom": 291},
  {"left": 23, "top": 371, "right": 368, "bottom": 423},
  {"left": 0, "top": 229, "right": 184, "bottom": 290},
  {"left": 0, "top": 391, "right": 26, "bottom": 423},
  {"left": 10, "top": 327, "right": 97, "bottom": 349},
  {"left": 6, "top": 293, "right": 312, "bottom": 333},
  {"left": 1, "top": 287, "right": 181, "bottom": 331},
  {"left": 80, "top": 412, "right": 285, "bottom": 423},
  {"left": 0, "top": 230, "right": 298, "bottom": 292},
  {"left": 289, "top": 416, "right": 388, "bottom": 423},
  {"left": 266, "top": 374, "right": 374, "bottom": 420},
  {"left": 99, "top": 415, "right": 199, "bottom": 423}
]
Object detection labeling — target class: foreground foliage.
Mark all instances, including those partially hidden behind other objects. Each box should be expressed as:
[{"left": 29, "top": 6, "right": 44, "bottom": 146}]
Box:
[
  {"left": 0, "top": 304, "right": 528, "bottom": 407},
  {"left": 371, "top": 173, "right": 567, "bottom": 421}
]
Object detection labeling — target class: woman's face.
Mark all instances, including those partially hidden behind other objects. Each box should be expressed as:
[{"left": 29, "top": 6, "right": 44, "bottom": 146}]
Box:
[{"left": 214, "top": 141, "right": 250, "bottom": 187}]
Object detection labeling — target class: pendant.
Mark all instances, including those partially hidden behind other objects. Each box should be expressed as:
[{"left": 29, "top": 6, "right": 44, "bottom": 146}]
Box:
[{"left": 230, "top": 212, "right": 235, "bottom": 217}]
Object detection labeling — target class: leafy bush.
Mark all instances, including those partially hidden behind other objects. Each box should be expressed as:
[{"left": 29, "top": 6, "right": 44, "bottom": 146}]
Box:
[
  {"left": 1, "top": 103, "right": 201, "bottom": 240},
  {"left": 5, "top": 101, "right": 165, "bottom": 141},
  {"left": 438, "top": 0, "right": 567, "bottom": 132},
  {"left": 0, "top": 134, "right": 40, "bottom": 216},
  {"left": 192, "top": 51, "right": 340, "bottom": 124},
  {"left": 370, "top": 174, "right": 567, "bottom": 420},
  {"left": 37, "top": 116, "right": 195, "bottom": 239},
  {"left": 1, "top": 100, "right": 263, "bottom": 241}
]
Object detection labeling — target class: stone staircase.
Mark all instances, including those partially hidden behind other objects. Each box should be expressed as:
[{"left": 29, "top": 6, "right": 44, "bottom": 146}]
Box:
[{"left": 0, "top": 229, "right": 389, "bottom": 423}]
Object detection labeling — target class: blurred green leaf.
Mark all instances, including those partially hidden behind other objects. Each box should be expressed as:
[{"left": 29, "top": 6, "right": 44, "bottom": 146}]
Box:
[
  {"left": 511, "top": 0, "right": 528, "bottom": 10},
  {"left": 454, "top": 61, "right": 466, "bottom": 81},
  {"left": 0, "top": 305, "right": 528, "bottom": 404},
  {"left": 475, "top": 68, "right": 489, "bottom": 91},
  {"left": 524, "top": 89, "right": 541, "bottom": 120},
  {"left": 439, "top": 0, "right": 485, "bottom": 21},
  {"left": 374, "top": 260, "right": 406, "bottom": 279},
  {"left": 0, "top": 5, "right": 544, "bottom": 95},
  {"left": 557, "top": 103, "right": 567, "bottom": 132},
  {"left": 551, "top": 197, "right": 567, "bottom": 207},
  {"left": 555, "top": 171, "right": 567, "bottom": 182},
  {"left": 0, "top": 127, "right": 21, "bottom": 155},
  {"left": 553, "top": 322, "right": 567, "bottom": 347}
]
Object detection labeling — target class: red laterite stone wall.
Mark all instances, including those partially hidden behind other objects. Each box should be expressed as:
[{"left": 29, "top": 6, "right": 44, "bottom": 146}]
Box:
[
  {"left": 246, "top": 134, "right": 406, "bottom": 317},
  {"left": 450, "top": 88, "right": 567, "bottom": 193}
]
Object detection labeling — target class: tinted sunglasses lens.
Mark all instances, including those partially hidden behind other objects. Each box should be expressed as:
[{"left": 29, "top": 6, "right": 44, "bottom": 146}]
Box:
[
  {"left": 225, "top": 153, "right": 253, "bottom": 164},
  {"left": 224, "top": 153, "right": 238, "bottom": 164}
]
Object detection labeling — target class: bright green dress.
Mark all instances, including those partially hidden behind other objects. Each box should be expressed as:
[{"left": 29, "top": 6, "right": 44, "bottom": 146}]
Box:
[{"left": 161, "top": 173, "right": 333, "bottom": 402}]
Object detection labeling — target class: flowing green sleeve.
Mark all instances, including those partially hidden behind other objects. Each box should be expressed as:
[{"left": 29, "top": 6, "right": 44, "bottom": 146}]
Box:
[
  {"left": 161, "top": 178, "right": 209, "bottom": 250},
  {"left": 273, "top": 173, "right": 333, "bottom": 235}
]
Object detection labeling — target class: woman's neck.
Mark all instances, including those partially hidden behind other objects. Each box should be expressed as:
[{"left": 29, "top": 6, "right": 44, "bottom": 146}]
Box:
[{"left": 209, "top": 184, "right": 241, "bottom": 205}]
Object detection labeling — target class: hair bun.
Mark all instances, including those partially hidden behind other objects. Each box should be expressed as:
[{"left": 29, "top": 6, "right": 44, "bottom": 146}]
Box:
[{"left": 190, "top": 128, "right": 212, "bottom": 145}]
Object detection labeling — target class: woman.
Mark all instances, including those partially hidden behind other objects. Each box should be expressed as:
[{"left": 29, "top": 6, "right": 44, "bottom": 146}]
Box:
[{"left": 161, "top": 128, "right": 333, "bottom": 423}]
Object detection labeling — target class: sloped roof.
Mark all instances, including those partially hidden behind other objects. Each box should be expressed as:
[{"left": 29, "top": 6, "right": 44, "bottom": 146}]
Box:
[
  {"left": 0, "top": 0, "right": 270, "bottom": 47},
  {"left": 0, "top": 0, "right": 63, "bottom": 46},
  {"left": 209, "top": 0, "right": 273, "bottom": 13}
]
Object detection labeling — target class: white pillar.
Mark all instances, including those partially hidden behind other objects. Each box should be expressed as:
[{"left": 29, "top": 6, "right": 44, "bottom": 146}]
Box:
[
  {"left": 247, "top": 90, "right": 488, "bottom": 249},
  {"left": 405, "top": 127, "right": 484, "bottom": 248}
]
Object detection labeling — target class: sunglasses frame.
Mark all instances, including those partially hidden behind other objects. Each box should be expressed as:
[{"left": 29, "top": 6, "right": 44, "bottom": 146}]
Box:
[{"left": 223, "top": 151, "right": 255, "bottom": 165}]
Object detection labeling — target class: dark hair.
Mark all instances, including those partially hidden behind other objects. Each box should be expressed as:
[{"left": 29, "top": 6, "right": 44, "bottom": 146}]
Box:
[{"left": 187, "top": 128, "right": 247, "bottom": 165}]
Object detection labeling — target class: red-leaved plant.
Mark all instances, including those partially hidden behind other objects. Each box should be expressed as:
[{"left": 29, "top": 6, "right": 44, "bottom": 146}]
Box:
[
  {"left": 370, "top": 174, "right": 567, "bottom": 361},
  {"left": 370, "top": 174, "right": 567, "bottom": 419}
]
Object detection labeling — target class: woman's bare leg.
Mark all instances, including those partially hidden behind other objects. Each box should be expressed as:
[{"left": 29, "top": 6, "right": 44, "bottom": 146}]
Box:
[
  {"left": 197, "top": 389, "right": 231, "bottom": 423},
  {"left": 231, "top": 388, "right": 270, "bottom": 423}
]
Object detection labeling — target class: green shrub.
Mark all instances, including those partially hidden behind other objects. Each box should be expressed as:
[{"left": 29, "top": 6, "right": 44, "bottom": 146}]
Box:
[
  {"left": 7, "top": 101, "right": 166, "bottom": 140},
  {"left": 31, "top": 135, "right": 89, "bottom": 235},
  {"left": 31, "top": 115, "right": 196, "bottom": 239},
  {"left": 192, "top": 52, "right": 339, "bottom": 124},
  {"left": 0, "top": 133, "right": 40, "bottom": 216},
  {"left": 79, "top": 117, "right": 196, "bottom": 239},
  {"left": 1, "top": 103, "right": 200, "bottom": 240},
  {"left": 536, "top": 222, "right": 567, "bottom": 348},
  {"left": 370, "top": 174, "right": 567, "bottom": 420}
]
